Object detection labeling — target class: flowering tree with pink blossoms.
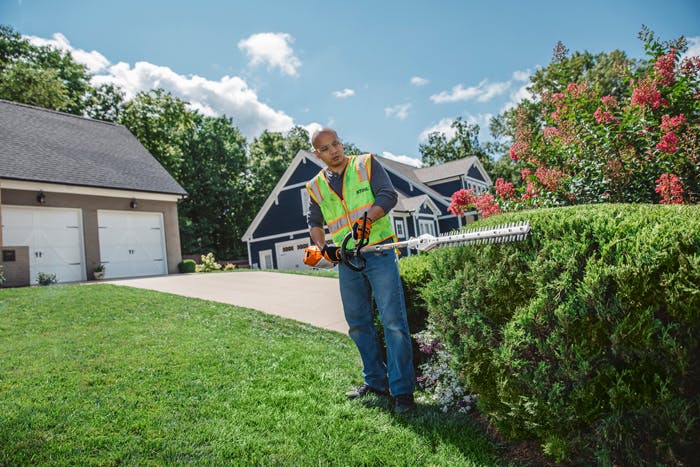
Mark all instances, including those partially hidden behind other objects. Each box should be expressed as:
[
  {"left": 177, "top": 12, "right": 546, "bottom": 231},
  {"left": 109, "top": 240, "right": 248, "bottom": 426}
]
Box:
[{"left": 450, "top": 29, "right": 699, "bottom": 218}]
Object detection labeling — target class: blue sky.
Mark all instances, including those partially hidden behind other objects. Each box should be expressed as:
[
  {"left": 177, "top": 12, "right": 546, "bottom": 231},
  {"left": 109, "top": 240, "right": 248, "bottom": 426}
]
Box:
[{"left": 2, "top": 0, "right": 699, "bottom": 166}]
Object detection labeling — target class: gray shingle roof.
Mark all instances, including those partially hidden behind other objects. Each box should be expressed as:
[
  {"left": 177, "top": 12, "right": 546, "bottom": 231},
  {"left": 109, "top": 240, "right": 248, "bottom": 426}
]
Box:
[
  {"left": 413, "top": 156, "right": 478, "bottom": 183},
  {"left": 394, "top": 194, "right": 430, "bottom": 212},
  {"left": 0, "top": 99, "right": 187, "bottom": 195}
]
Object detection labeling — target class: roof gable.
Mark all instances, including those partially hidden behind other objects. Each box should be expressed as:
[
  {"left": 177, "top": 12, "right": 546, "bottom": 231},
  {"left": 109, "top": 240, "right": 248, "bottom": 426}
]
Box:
[
  {"left": 242, "top": 150, "right": 323, "bottom": 240},
  {"left": 0, "top": 99, "right": 186, "bottom": 195}
]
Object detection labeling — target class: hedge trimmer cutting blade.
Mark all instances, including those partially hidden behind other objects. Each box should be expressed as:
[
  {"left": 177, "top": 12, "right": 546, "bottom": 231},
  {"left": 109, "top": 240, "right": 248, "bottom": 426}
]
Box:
[{"left": 340, "top": 213, "right": 531, "bottom": 272}]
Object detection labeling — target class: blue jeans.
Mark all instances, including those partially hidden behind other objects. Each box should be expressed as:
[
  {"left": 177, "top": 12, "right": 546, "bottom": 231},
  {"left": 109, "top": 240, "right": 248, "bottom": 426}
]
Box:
[{"left": 338, "top": 246, "right": 415, "bottom": 396}]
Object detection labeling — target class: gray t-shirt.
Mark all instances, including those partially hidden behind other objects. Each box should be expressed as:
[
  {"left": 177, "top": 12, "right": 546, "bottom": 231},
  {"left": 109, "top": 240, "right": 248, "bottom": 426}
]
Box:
[{"left": 307, "top": 155, "right": 398, "bottom": 229}]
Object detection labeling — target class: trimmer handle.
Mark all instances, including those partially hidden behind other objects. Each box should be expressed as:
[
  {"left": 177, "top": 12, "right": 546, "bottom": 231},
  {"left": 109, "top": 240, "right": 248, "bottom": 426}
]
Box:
[{"left": 340, "top": 212, "right": 369, "bottom": 272}]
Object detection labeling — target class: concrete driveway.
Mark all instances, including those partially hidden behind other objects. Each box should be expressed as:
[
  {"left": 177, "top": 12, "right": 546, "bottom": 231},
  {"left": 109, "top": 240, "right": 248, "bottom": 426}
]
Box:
[{"left": 109, "top": 272, "right": 348, "bottom": 334}]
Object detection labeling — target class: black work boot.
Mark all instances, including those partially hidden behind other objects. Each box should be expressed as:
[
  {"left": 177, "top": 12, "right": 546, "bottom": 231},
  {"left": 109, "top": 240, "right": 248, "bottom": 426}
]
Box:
[
  {"left": 346, "top": 383, "right": 389, "bottom": 400},
  {"left": 392, "top": 393, "right": 416, "bottom": 414}
]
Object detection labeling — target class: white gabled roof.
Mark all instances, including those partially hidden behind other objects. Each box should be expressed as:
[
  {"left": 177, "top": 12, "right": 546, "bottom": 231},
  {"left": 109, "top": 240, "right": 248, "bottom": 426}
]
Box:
[{"left": 241, "top": 149, "right": 323, "bottom": 241}]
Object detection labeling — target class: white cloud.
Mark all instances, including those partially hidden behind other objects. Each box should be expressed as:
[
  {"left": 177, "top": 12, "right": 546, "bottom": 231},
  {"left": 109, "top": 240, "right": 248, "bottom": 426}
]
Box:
[
  {"left": 237, "top": 32, "right": 301, "bottom": 76},
  {"left": 92, "top": 61, "right": 294, "bottom": 138},
  {"left": 500, "top": 82, "right": 534, "bottom": 113},
  {"left": 26, "top": 32, "right": 297, "bottom": 139},
  {"left": 26, "top": 33, "right": 109, "bottom": 74},
  {"left": 418, "top": 118, "right": 457, "bottom": 142},
  {"left": 385, "top": 103, "right": 411, "bottom": 120},
  {"left": 512, "top": 69, "right": 532, "bottom": 82},
  {"left": 381, "top": 151, "right": 422, "bottom": 167},
  {"left": 410, "top": 76, "right": 429, "bottom": 86},
  {"left": 333, "top": 88, "right": 355, "bottom": 98},
  {"left": 683, "top": 36, "right": 700, "bottom": 59},
  {"left": 430, "top": 79, "right": 511, "bottom": 103}
]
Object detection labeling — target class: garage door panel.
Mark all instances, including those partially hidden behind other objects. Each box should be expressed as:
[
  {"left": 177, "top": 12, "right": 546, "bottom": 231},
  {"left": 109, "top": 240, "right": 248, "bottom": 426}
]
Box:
[
  {"left": 97, "top": 210, "right": 167, "bottom": 279},
  {"left": 1, "top": 206, "right": 85, "bottom": 284}
]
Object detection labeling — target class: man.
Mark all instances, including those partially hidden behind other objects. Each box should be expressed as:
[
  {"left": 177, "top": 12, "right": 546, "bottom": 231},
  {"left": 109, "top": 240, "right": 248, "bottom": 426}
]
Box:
[{"left": 303, "top": 128, "right": 416, "bottom": 414}]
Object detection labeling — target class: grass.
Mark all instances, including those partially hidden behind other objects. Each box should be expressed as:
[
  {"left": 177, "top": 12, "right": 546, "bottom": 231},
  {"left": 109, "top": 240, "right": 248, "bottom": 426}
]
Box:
[{"left": 0, "top": 284, "right": 500, "bottom": 465}]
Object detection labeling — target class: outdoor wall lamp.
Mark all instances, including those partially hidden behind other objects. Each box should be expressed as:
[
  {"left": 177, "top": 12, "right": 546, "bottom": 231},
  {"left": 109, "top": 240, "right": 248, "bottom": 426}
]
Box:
[
  {"left": 130, "top": 198, "right": 138, "bottom": 209},
  {"left": 37, "top": 191, "right": 46, "bottom": 204}
]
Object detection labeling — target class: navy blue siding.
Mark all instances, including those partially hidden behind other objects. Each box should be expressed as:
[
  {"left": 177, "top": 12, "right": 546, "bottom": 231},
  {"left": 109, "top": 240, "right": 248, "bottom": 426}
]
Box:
[
  {"left": 428, "top": 179, "right": 462, "bottom": 198},
  {"left": 287, "top": 159, "right": 321, "bottom": 185},
  {"left": 253, "top": 187, "right": 307, "bottom": 238},
  {"left": 439, "top": 216, "right": 460, "bottom": 233},
  {"left": 467, "top": 165, "right": 484, "bottom": 181}
]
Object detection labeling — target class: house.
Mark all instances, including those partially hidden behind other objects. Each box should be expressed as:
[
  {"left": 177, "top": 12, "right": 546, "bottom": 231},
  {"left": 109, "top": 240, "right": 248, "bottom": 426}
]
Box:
[
  {"left": 241, "top": 150, "right": 491, "bottom": 270},
  {"left": 0, "top": 99, "right": 187, "bottom": 286}
]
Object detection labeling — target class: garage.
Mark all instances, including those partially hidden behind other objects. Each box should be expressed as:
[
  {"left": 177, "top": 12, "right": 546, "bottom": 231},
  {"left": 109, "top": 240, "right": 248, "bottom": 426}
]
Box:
[
  {"left": 1, "top": 205, "right": 86, "bottom": 284},
  {"left": 97, "top": 210, "right": 167, "bottom": 279},
  {"left": 275, "top": 238, "right": 310, "bottom": 270}
]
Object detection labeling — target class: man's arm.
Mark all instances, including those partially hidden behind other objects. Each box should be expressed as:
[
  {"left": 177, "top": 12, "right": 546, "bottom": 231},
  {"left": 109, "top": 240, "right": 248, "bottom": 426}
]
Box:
[{"left": 367, "top": 155, "right": 397, "bottom": 221}]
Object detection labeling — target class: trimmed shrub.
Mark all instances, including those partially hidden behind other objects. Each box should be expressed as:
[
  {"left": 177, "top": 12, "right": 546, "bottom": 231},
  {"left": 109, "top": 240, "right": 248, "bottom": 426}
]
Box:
[
  {"left": 423, "top": 204, "right": 699, "bottom": 465},
  {"left": 178, "top": 259, "right": 196, "bottom": 273}
]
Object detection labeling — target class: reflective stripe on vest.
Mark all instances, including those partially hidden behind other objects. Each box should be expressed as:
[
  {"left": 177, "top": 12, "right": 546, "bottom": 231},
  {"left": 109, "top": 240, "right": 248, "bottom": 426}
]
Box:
[{"left": 306, "top": 154, "right": 396, "bottom": 248}]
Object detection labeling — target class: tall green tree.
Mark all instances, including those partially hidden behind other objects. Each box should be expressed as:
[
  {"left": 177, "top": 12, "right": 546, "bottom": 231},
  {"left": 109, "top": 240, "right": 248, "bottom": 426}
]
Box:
[
  {"left": 419, "top": 117, "right": 491, "bottom": 170},
  {"left": 247, "top": 126, "right": 311, "bottom": 212},
  {"left": 0, "top": 24, "right": 92, "bottom": 114},
  {"left": 0, "top": 61, "right": 70, "bottom": 109},
  {"left": 84, "top": 83, "right": 125, "bottom": 122},
  {"left": 119, "top": 89, "right": 196, "bottom": 180},
  {"left": 178, "top": 114, "right": 249, "bottom": 258}
]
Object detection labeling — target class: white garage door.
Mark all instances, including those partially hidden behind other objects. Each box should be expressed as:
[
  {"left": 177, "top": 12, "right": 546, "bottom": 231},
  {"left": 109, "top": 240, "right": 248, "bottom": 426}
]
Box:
[
  {"left": 275, "top": 238, "right": 311, "bottom": 270},
  {"left": 97, "top": 210, "right": 167, "bottom": 279},
  {"left": 2, "top": 206, "right": 86, "bottom": 284}
]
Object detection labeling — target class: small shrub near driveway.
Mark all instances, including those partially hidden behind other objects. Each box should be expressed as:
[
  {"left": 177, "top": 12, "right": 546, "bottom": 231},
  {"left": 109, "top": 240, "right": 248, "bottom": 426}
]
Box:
[{"left": 178, "top": 259, "right": 196, "bottom": 273}]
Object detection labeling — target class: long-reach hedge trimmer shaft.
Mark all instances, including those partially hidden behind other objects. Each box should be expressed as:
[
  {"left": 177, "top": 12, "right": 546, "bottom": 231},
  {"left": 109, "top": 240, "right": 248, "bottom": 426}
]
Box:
[{"left": 340, "top": 213, "right": 531, "bottom": 272}]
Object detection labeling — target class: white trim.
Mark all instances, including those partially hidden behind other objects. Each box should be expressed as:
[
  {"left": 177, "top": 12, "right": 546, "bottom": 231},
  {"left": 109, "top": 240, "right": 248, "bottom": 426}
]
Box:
[
  {"left": 395, "top": 218, "right": 406, "bottom": 239},
  {"left": 241, "top": 150, "right": 323, "bottom": 241},
  {"left": 259, "top": 249, "right": 273, "bottom": 269},
  {"left": 0, "top": 178, "right": 183, "bottom": 202},
  {"left": 247, "top": 228, "right": 316, "bottom": 243}
]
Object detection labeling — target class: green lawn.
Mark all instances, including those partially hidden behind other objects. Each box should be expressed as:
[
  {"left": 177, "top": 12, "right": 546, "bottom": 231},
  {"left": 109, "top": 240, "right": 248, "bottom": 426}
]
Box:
[{"left": 0, "top": 284, "right": 500, "bottom": 465}]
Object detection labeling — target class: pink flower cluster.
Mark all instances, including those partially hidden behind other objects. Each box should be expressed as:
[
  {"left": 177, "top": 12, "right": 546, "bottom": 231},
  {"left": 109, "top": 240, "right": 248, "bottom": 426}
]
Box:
[
  {"left": 535, "top": 166, "right": 565, "bottom": 191},
  {"left": 447, "top": 188, "right": 475, "bottom": 216},
  {"left": 594, "top": 107, "right": 615, "bottom": 124},
  {"left": 473, "top": 193, "right": 502, "bottom": 218},
  {"left": 521, "top": 181, "right": 538, "bottom": 201},
  {"left": 654, "top": 50, "right": 676, "bottom": 86},
  {"left": 509, "top": 140, "right": 530, "bottom": 161},
  {"left": 660, "top": 114, "right": 686, "bottom": 133},
  {"left": 447, "top": 188, "right": 502, "bottom": 218},
  {"left": 656, "top": 131, "right": 679, "bottom": 154},
  {"left": 543, "top": 127, "right": 561, "bottom": 140},
  {"left": 631, "top": 79, "right": 667, "bottom": 109},
  {"left": 565, "top": 82, "right": 586, "bottom": 98},
  {"left": 601, "top": 95, "right": 617, "bottom": 107},
  {"left": 494, "top": 178, "right": 515, "bottom": 199},
  {"left": 655, "top": 173, "right": 684, "bottom": 204}
]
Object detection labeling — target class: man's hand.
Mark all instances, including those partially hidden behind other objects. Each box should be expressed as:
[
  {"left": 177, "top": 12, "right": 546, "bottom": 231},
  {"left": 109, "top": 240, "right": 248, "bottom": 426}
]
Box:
[
  {"left": 322, "top": 245, "right": 341, "bottom": 263},
  {"left": 352, "top": 218, "right": 373, "bottom": 241}
]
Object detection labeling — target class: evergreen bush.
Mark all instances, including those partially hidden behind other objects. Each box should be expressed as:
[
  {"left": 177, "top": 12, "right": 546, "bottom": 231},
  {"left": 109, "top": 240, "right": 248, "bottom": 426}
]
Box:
[
  {"left": 178, "top": 259, "right": 196, "bottom": 273},
  {"left": 423, "top": 204, "right": 699, "bottom": 465}
]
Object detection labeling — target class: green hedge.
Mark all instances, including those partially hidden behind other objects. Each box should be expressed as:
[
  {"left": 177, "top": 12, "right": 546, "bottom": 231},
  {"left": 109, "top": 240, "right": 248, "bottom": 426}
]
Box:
[
  {"left": 178, "top": 259, "right": 196, "bottom": 273},
  {"left": 422, "top": 204, "right": 699, "bottom": 465}
]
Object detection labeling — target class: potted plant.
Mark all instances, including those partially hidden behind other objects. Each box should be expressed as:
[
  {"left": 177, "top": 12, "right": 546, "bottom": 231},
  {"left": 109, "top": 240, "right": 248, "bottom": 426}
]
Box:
[{"left": 93, "top": 263, "right": 106, "bottom": 280}]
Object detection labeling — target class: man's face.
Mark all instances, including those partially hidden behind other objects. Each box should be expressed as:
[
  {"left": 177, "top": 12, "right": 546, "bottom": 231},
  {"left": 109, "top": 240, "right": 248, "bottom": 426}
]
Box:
[{"left": 313, "top": 131, "right": 346, "bottom": 172}]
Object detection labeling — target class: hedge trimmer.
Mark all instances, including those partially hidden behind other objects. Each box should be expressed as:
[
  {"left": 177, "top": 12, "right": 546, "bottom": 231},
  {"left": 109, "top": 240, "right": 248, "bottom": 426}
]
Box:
[{"left": 340, "top": 213, "right": 531, "bottom": 272}]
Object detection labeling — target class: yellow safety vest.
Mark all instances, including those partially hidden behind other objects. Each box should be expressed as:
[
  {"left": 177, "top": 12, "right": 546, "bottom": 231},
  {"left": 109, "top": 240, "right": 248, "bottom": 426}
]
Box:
[{"left": 306, "top": 154, "right": 396, "bottom": 248}]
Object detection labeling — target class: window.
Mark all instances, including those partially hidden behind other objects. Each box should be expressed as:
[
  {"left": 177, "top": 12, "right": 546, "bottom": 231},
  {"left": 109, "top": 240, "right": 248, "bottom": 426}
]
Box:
[
  {"left": 395, "top": 219, "right": 406, "bottom": 238},
  {"left": 300, "top": 188, "right": 311, "bottom": 217},
  {"left": 418, "top": 219, "right": 436, "bottom": 236}
]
